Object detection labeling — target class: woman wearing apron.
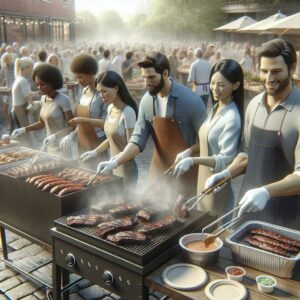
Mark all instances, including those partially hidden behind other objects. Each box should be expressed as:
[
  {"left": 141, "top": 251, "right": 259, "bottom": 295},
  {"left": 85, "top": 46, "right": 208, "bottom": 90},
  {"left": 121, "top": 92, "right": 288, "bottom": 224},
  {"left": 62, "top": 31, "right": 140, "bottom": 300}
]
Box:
[
  {"left": 80, "top": 71, "right": 138, "bottom": 189},
  {"left": 173, "top": 59, "right": 244, "bottom": 217},
  {"left": 11, "top": 64, "right": 73, "bottom": 155},
  {"left": 60, "top": 54, "right": 107, "bottom": 162}
]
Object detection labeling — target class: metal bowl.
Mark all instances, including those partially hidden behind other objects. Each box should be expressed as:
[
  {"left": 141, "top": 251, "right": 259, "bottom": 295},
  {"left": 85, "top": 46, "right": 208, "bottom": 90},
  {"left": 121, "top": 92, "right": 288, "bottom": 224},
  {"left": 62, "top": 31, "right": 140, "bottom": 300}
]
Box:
[{"left": 179, "top": 233, "right": 223, "bottom": 267}]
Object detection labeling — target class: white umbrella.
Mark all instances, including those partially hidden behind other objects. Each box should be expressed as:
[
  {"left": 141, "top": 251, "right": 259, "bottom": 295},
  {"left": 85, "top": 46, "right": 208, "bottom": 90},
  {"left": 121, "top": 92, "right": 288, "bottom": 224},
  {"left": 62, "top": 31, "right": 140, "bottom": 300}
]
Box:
[
  {"left": 214, "top": 16, "right": 257, "bottom": 32},
  {"left": 237, "top": 12, "right": 286, "bottom": 33},
  {"left": 264, "top": 11, "right": 300, "bottom": 35}
]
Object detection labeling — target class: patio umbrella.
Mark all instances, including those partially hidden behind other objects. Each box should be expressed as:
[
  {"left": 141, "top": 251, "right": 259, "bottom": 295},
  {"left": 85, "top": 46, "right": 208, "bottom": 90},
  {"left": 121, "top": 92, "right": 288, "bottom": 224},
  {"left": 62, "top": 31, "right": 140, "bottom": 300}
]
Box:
[
  {"left": 237, "top": 12, "right": 286, "bottom": 33},
  {"left": 264, "top": 11, "right": 300, "bottom": 35},
  {"left": 214, "top": 16, "right": 257, "bottom": 32}
]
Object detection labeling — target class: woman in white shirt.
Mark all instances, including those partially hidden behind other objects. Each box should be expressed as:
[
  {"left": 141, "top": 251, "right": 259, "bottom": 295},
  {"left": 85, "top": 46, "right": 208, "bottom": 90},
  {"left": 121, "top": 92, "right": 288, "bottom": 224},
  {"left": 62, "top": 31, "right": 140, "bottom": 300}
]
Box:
[
  {"left": 11, "top": 57, "right": 34, "bottom": 146},
  {"left": 81, "top": 71, "right": 138, "bottom": 188},
  {"left": 173, "top": 59, "right": 244, "bottom": 217}
]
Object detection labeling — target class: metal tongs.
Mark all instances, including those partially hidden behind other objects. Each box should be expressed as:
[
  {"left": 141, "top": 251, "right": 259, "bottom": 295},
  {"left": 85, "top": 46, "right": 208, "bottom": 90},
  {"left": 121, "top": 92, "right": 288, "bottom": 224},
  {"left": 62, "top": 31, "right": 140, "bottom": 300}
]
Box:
[
  {"left": 163, "top": 162, "right": 177, "bottom": 175},
  {"left": 28, "top": 142, "right": 48, "bottom": 165},
  {"left": 86, "top": 170, "right": 100, "bottom": 186},
  {"left": 185, "top": 176, "right": 231, "bottom": 211},
  {"left": 201, "top": 205, "right": 242, "bottom": 246}
]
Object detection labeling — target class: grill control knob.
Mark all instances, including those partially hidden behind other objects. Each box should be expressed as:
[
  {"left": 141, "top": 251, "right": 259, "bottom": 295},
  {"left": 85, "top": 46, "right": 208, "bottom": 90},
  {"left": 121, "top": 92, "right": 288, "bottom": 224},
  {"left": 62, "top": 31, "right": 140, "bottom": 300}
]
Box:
[
  {"left": 102, "top": 271, "right": 114, "bottom": 285},
  {"left": 65, "top": 253, "right": 76, "bottom": 267}
]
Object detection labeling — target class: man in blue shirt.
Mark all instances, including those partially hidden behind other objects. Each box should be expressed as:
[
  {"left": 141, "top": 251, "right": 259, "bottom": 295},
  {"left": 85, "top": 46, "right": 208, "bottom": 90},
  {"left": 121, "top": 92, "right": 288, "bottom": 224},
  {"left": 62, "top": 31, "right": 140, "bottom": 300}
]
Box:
[{"left": 97, "top": 52, "right": 206, "bottom": 196}]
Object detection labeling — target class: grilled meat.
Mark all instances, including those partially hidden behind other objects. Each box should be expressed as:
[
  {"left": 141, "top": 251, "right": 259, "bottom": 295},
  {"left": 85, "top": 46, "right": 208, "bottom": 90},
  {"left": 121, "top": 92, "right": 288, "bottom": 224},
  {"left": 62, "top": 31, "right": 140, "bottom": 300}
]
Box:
[
  {"left": 107, "top": 231, "right": 148, "bottom": 245},
  {"left": 175, "top": 194, "right": 190, "bottom": 218},
  {"left": 251, "top": 234, "right": 299, "bottom": 252},
  {"left": 250, "top": 228, "right": 300, "bottom": 248},
  {"left": 96, "top": 217, "right": 136, "bottom": 238},
  {"left": 0, "top": 150, "right": 36, "bottom": 166},
  {"left": 67, "top": 215, "right": 102, "bottom": 226},
  {"left": 244, "top": 235, "right": 290, "bottom": 257},
  {"left": 138, "top": 215, "right": 177, "bottom": 235},
  {"left": 136, "top": 208, "right": 156, "bottom": 222},
  {"left": 108, "top": 203, "right": 139, "bottom": 217}
]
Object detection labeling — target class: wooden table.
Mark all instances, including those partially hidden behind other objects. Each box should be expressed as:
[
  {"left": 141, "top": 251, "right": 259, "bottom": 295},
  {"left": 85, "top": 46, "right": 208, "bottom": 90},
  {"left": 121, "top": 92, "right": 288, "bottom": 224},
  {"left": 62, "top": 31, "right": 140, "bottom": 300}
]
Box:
[{"left": 145, "top": 232, "right": 300, "bottom": 300}]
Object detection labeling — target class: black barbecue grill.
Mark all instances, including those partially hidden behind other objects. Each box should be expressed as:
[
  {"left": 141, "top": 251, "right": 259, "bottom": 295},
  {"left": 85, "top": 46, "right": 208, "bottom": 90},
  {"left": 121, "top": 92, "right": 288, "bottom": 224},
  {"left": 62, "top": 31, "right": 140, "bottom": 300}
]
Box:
[{"left": 51, "top": 210, "right": 215, "bottom": 300}]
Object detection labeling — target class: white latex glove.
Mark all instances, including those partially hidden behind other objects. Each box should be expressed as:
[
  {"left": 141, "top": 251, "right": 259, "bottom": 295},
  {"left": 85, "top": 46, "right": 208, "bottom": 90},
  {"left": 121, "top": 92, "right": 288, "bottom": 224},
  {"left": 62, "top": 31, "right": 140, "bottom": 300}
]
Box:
[
  {"left": 175, "top": 148, "right": 192, "bottom": 163},
  {"left": 97, "top": 160, "right": 118, "bottom": 175},
  {"left": 173, "top": 158, "right": 194, "bottom": 179},
  {"left": 238, "top": 187, "right": 270, "bottom": 218},
  {"left": 60, "top": 131, "right": 76, "bottom": 150},
  {"left": 80, "top": 150, "right": 98, "bottom": 162},
  {"left": 204, "top": 169, "right": 231, "bottom": 193},
  {"left": 11, "top": 127, "right": 26, "bottom": 139},
  {"left": 43, "top": 134, "right": 56, "bottom": 146}
]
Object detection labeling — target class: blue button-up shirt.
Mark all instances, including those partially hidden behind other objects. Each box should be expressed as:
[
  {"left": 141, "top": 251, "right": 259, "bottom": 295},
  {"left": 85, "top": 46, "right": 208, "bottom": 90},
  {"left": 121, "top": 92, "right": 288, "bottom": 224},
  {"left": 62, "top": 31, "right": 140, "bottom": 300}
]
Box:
[{"left": 130, "top": 79, "right": 207, "bottom": 151}]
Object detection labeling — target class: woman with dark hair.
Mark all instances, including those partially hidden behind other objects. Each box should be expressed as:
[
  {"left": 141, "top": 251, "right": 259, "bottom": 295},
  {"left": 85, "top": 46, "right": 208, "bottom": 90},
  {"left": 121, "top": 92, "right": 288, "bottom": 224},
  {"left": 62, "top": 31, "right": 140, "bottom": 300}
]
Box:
[
  {"left": 81, "top": 70, "right": 138, "bottom": 187},
  {"left": 60, "top": 53, "right": 107, "bottom": 159},
  {"left": 173, "top": 59, "right": 244, "bottom": 217},
  {"left": 11, "top": 63, "right": 73, "bottom": 154}
]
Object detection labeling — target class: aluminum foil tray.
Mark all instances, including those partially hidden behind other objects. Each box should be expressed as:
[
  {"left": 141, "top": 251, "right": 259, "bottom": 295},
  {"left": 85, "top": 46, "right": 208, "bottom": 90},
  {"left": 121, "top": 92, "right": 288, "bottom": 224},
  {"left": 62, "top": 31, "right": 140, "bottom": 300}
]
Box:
[{"left": 226, "top": 220, "right": 300, "bottom": 278}]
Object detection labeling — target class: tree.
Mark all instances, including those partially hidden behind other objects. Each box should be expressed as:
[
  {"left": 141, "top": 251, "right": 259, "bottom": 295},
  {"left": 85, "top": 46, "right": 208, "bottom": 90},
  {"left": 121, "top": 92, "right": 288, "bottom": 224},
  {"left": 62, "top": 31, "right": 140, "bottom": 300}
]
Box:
[{"left": 76, "top": 10, "right": 99, "bottom": 40}]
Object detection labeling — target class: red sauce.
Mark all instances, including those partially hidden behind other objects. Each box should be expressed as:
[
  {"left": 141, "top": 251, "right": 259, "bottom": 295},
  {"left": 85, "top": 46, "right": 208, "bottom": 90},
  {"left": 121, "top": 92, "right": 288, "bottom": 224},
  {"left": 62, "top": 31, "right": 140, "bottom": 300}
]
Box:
[{"left": 228, "top": 267, "right": 244, "bottom": 276}]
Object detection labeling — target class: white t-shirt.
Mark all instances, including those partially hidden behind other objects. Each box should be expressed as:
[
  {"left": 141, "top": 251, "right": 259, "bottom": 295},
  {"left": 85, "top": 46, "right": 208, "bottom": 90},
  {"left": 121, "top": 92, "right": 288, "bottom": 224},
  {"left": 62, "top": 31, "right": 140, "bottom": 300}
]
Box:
[
  {"left": 12, "top": 76, "right": 31, "bottom": 106},
  {"left": 156, "top": 95, "right": 168, "bottom": 117}
]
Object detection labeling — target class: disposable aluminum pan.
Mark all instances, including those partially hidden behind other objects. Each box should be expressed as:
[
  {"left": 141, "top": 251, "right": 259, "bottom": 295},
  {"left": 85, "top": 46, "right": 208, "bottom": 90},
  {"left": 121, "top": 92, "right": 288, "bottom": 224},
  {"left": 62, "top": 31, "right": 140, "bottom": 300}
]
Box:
[{"left": 226, "top": 220, "right": 300, "bottom": 278}]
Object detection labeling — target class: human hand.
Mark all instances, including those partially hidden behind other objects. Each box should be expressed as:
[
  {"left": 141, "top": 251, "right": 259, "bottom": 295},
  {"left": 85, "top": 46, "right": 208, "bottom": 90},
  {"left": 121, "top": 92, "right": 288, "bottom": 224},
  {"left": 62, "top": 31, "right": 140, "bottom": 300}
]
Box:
[
  {"left": 80, "top": 150, "right": 98, "bottom": 162},
  {"left": 173, "top": 158, "right": 194, "bottom": 179},
  {"left": 175, "top": 148, "right": 192, "bottom": 164},
  {"left": 96, "top": 160, "right": 118, "bottom": 175},
  {"left": 10, "top": 127, "right": 26, "bottom": 139},
  {"left": 238, "top": 187, "right": 270, "bottom": 217},
  {"left": 204, "top": 169, "right": 231, "bottom": 193},
  {"left": 68, "top": 117, "right": 84, "bottom": 126},
  {"left": 60, "top": 132, "right": 75, "bottom": 150}
]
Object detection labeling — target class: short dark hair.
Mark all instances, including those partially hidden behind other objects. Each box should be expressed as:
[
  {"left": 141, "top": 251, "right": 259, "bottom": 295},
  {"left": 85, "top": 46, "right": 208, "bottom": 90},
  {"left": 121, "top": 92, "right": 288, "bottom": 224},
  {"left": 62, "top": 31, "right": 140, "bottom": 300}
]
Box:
[
  {"left": 38, "top": 50, "right": 47, "bottom": 62},
  {"left": 125, "top": 51, "right": 133, "bottom": 60},
  {"left": 70, "top": 53, "right": 98, "bottom": 75},
  {"left": 257, "top": 38, "right": 297, "bottom": 73},
  {"left": 32, "top": 63, "right": 63, "bottom": 90},
  {"left": 103, "top": 49, "right": 110, "bottom": 59},
  {"left": 137, "top": 52, "right": 170, "bottom": 76},
  {"left": 96, "top": 71, "right": 138, "bottom": 117}
]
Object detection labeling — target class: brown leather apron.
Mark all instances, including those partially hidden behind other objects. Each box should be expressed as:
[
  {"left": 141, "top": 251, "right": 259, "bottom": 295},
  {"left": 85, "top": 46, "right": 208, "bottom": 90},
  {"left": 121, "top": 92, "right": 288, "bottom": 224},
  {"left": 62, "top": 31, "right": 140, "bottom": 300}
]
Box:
[
  {"left": 197, "top": 114, "right": 228, "bottom": 217},
  {"left": 104, "top": 105, "right": 135, "bottom": 187},
  {"left": 149, "top": 97, "right": 197, "bottom": 198},
  {"left": 77, "top": 91, "right": 101, "bottom": 153}
]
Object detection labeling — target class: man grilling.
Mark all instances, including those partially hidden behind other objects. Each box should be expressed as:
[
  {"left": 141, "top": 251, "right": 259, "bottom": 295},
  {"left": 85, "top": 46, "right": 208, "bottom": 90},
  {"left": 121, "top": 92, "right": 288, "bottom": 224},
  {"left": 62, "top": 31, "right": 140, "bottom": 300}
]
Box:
[
  {"left": 206, "top": 39, "right": 300, "bottom": 230},
  {"left": 97, "top": 52, "right": 207, "bottom": 197}
]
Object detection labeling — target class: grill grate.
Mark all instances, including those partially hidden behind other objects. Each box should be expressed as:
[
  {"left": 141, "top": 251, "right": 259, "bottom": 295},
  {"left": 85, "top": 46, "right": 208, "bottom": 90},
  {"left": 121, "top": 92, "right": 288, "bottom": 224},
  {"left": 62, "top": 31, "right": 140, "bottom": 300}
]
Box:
[{"left": 54, "top": 210, "right": 212, "bottom": 265}]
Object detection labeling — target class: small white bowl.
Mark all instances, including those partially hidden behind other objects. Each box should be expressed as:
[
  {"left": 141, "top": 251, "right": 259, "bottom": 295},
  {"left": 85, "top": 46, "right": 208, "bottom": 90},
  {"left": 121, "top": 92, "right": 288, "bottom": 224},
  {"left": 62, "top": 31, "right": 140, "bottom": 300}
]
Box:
[
  {"left": 225, "top": 266, "right": 246, "bottom": 282},
  {"left": 256, "top": 275, "right": 277, "bottom": 293}
]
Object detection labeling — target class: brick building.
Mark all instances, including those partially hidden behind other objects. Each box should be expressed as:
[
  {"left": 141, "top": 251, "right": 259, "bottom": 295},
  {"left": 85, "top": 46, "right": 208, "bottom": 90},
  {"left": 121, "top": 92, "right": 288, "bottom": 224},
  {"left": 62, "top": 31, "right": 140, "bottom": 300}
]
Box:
[{"left": 0, "top": 0, "right": 76, "bottom": 44}]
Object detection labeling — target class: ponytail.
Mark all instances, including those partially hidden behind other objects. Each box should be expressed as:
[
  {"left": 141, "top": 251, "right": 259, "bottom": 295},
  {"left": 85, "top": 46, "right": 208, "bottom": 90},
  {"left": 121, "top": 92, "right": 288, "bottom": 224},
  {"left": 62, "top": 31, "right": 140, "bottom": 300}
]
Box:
[{"left": 14, "top": 57, "right": 33, "bottom": 78}]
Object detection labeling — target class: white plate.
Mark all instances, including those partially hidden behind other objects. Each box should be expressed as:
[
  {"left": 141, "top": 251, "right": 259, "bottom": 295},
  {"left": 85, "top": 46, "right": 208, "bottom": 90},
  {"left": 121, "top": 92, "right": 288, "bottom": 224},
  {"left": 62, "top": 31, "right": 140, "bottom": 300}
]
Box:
[
  {"left": 205, "top": 279, "right": 247, "bottom": 300},
  {"left": 162, "top": 263, "right": 207, "bottom": 290}
]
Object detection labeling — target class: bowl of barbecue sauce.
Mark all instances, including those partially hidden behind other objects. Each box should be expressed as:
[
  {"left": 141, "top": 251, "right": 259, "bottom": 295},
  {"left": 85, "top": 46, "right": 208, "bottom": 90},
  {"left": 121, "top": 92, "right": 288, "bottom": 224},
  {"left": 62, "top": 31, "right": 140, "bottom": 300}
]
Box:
[
  {"left": 179, "top": 233, "right": 223, "bottom": 267},
  {"left": 225, "top": 266, "right": 246, "bottom": 282}
]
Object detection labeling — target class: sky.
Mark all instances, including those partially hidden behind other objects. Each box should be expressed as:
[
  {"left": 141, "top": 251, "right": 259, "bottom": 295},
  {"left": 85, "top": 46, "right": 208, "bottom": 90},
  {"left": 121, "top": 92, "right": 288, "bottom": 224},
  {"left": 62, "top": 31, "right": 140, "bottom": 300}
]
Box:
[{"left": 75, "top": 0, "right": 149, "bottom": 19}]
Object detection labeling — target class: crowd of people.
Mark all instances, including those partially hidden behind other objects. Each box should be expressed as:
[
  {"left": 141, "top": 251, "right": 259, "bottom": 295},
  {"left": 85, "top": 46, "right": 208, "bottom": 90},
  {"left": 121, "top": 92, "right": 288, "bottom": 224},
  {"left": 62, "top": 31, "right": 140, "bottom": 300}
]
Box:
[{"left": 1, "top": 38, "right": 300, "bottom": 229}]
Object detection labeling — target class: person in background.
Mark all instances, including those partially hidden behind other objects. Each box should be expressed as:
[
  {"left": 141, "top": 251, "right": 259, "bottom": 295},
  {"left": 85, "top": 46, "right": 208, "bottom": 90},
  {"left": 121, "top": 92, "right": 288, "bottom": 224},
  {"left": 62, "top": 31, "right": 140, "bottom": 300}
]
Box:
[
  {"left": 11, "top": 57, "right": 34, "bottom": 146},
  {"left": 11, "top": 64, "right": 73, "bottom": 154},
  {"left": 0, "top": 53, "right": 15, "bottom": 133},
  {"left": 98, "top": 49, "right": 112, "bottom": 75},
  {"left": 47, "top": 53, "right": 61, "bottom": 69},
  {"left": 122, "top": 51, "right": 136, "bottom": 82},
  {"left": 174, "top": 59, "right": 244, "bottom": 217},
  {"left": 188, "top": 48, "right": 212, "bottom": 108},
  {"left": 60, "top": 54, "right": 107, "bottom": 161},
  {"left": 110, "top": 49, "right": 124, "bottom": 77},
  {"left": 240, "top": 48, "right": 254, "bottom": 73},
  {"left": 168, "top": 48, "right": 179, "bottom": 80},
  {"left": 209, "top": 50, "right": 223, "bottom": 66},
  {"left": 81, "top": 71, "right": 138, "bottom": 188},
  {"left": 34, "top": 50, "right": 47, "bottom": 69},
  {"left": 96, "top": 52, "right": 207, "bottom": 198},
  {"left": 206, "top": 39, "right": 300, "bottom": 230}
]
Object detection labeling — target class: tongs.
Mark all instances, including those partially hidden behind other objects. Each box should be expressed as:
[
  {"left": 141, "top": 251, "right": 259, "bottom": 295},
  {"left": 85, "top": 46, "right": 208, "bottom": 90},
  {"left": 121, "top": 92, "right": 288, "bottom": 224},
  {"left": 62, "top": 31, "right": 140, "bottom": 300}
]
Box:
[
  {"left": 163, "top": 162, "right": 177, "bottom": 175},
  {"left": 201, "top": 205, "right": 242, "bottom": 246},
  {"left": 86, "top": 170, "right": 100, "bottom": 186},
  {"left": 28, "top": 142, "right": 48, "bottom": 165},
  {"left": 185, "top": 176, "right": 231, "bottom": 211}
]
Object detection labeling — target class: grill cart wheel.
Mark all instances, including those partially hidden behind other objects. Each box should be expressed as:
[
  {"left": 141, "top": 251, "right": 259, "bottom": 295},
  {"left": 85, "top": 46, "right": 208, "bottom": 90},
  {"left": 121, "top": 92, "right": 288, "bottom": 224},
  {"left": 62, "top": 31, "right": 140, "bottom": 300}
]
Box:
[{"left": 46, "top": 289, "right": 53, "bottom": 300}]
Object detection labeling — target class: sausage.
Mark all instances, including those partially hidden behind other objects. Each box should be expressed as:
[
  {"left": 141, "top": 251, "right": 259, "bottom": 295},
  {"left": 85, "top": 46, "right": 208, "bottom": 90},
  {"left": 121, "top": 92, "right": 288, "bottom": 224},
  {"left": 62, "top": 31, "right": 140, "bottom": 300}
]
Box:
[
  {"left": 34, "top": 175, "right": 58, "bottom": 187},
  {"left": 50, "top": 182, "right": 84, "bottom": 194},
  {"left": 58, "top": 186, "right": 85, "bottom": 196},
  {"left": 36, "top": 177, "right": 62, "bottom": 189},
  {"left": 42, "top": 180, "right": 69, "bottom": 192},
  {"left": 28, "top": 174, "right": 53, "bottom": 184}
]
